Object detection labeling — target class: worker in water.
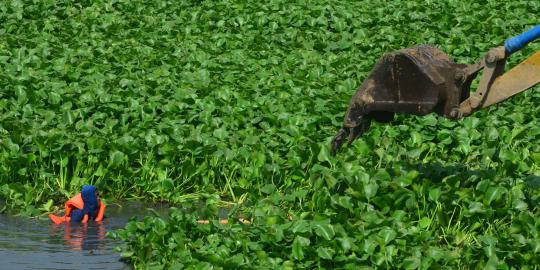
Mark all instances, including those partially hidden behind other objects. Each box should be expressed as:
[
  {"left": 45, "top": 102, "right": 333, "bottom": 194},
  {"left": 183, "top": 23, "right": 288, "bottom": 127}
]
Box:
[{"left": 49, "top": 185, "right": 106, "bottom": 224}]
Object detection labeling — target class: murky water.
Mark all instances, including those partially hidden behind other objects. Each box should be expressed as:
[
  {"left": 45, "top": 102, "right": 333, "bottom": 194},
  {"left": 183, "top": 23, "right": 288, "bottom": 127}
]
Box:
[{"left": 0, "top": 201, "right": 169, "bottom": 270}]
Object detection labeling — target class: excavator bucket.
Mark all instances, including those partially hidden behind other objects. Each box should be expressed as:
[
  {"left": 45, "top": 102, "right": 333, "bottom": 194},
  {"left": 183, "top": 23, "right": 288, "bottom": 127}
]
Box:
[
  {"left": 331, "top": 45, "right": 467, "bottom": 155},
  {"left": 331, "top": 25, "right": 540, "bottom": 155}
]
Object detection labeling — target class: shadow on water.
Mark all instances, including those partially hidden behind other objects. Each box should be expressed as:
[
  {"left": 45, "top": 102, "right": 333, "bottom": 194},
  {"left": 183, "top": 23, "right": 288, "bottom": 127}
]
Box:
[{"left": 0, "top": 201, "right": 170, "bottom": 270}]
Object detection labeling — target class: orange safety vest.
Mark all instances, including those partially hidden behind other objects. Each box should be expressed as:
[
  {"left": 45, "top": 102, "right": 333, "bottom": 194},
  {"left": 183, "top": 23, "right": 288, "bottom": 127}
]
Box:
[{"left": 49, "top": 193, "right": 106, "bottom": 224}]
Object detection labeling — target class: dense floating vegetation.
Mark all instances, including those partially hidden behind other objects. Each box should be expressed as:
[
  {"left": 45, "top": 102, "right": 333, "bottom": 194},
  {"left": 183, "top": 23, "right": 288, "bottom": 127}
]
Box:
[{"left": 1, "top": 0, "right": 540, "bottom": 268}]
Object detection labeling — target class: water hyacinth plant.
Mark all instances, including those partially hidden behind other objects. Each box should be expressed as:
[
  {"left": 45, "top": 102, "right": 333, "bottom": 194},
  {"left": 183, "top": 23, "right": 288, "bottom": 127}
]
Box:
[{"left": 2, "top": 0, "right": 540, "bottom": 268}]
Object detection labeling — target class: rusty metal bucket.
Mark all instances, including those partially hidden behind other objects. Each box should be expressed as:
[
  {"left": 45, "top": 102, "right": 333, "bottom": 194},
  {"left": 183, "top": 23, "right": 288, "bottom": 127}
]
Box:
[
  {"left": 331, "top": 45, "right": 468, "bottom": 154},
  {"left": 331, "top": 45, "right": 540, "bottom": 155}
]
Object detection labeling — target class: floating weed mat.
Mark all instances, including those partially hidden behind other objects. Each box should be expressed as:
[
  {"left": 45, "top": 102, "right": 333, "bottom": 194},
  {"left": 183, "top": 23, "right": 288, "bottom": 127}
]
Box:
[
  {"left": 1, "top": 0, "right": 540, "bottom": 268},
  {"left": 113, "top": 162, "right": 540, "bottom": 269}
]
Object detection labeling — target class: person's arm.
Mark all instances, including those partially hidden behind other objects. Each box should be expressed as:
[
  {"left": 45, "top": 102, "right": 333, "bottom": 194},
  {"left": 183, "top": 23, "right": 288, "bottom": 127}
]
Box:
[{"left": 94, "top": 200, "right": 106, "bottom": 222}]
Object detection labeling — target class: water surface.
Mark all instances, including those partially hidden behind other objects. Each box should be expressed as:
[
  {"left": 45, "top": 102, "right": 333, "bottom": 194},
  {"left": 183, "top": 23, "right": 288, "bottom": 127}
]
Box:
[{"left": 0, "top": 201, "right": 169, "bottom": 270}]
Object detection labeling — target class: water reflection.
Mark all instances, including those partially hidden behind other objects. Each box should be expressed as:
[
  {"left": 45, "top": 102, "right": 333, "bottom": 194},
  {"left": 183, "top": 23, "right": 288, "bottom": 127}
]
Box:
[{"left": 50, "top": 222, "right": 106, "bottom": 252}]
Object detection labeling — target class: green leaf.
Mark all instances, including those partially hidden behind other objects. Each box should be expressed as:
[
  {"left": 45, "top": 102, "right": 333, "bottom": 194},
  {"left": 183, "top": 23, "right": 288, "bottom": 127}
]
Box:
[
  {"left": 41, "top": 199, "right": 53, "bottom": 212},
  {"left": 120, "top": 251, "right": 134, "bottom": 258},
  {"left": 402, "top": 256, "right": 420, "bottom": 270},
  {"left": 161, "top": 179, "right": 174, "bottom": 192},
  {"left": 364, "top": 183, "right": 378, "bottom": 199},
  {"left": 260, "top": 184, "right": 276, "bottom": 194},
  {"left": 48, "top": 92, "right": 61, "bottom": 105},
  {"left": 292, "top": 236, "right": 310, "bottom": 260},
  {"left": 317, "top": 143, "right": 332, "bottom": 164},
  {"left": 290, "top": 220, "right": 311, "bottom": 234},
  {"left": 418, "top": 217, "right": 431, "bottom": 229},
  {"left": 337, "top": 196, "right": 353, "bottom": 210},
  {"left": 484, "top": 187, "right": 503, "bottom": 205},
  {"left": 316, "top": 246, "right": 334, "bottom": 260},
  {"left": 468, "top": 202, "right": 485, "bottom": 214},
  {"left": 313, "top": 223, "right": 335, "bottom": 240},
  {"left": 338, "top": 237, "right": 353, "bottom": 252},
  {"left": 428, "top": 188, "right": 441, "bottom": 201},
  {"left": 109, "top": 151, "right": 126, "bottom": 167},
  {"left": 378, "top": 228, "right": 397, "bottom": 244}
]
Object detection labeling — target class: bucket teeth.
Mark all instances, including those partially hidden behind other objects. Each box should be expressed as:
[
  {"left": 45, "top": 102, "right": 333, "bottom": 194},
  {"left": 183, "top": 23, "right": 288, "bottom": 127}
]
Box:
[
  {"left": 331, "top": 117, "right": 371, "bottom": 156},
  {"left": 331, "top": 128, "right": 347, "bottom": 156}
]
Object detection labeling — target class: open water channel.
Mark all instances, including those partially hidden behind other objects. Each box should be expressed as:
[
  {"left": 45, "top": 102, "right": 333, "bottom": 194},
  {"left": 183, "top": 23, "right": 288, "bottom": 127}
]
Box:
[{"left": 0, "top": 201, "right": 170, "bottom": 270}]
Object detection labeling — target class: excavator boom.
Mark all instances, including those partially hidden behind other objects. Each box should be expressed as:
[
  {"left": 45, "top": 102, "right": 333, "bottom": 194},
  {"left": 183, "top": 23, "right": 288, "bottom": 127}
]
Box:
[{"left": 480, "top": 50, "right": 540, "bottom": 109}]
